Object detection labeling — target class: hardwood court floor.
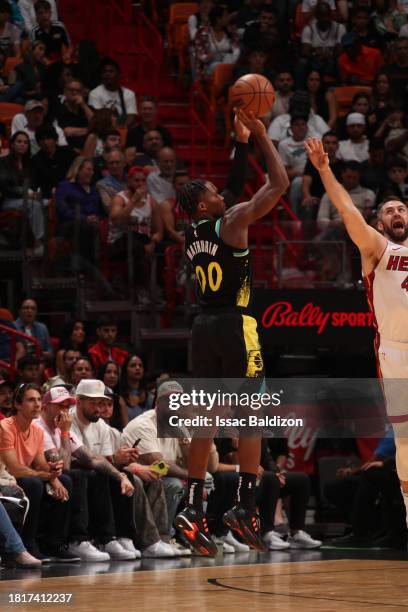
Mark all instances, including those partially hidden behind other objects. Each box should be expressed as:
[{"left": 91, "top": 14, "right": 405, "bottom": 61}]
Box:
[{"left": 1, "top": 557, "right": 408, "bottom": 612}]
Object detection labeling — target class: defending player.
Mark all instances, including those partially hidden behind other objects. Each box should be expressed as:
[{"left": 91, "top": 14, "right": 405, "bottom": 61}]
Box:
[
  {"left": 174, "top": 110, "right": 289, "bottom": 556},
  {"left": 305, "top": 138, "right": 408, "bottom": 524}
]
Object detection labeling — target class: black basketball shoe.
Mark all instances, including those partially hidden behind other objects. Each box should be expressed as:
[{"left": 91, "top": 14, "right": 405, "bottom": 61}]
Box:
[
  {"left": 223, "top": 505, "right": 267, "bottom": 552},
  {"left": 174, "top": 507, "right": 218, "bottom": 557}
]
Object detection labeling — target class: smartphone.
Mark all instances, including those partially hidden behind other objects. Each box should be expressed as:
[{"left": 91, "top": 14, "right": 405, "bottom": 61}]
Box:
[
  {"left": 132, "top": 438, "right": 141, "bottom": 449},
  {"left": 150, "top": 460, "right": 169, "bottom": 476}
]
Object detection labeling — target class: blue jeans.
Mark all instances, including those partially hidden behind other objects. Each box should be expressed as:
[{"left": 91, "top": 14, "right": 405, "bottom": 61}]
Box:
[
  {"left": 163, "top": 477, "right": 186, "bottom": 535},
  {"left": 0, "top": 501, "right": 25, "bottom": 555}
]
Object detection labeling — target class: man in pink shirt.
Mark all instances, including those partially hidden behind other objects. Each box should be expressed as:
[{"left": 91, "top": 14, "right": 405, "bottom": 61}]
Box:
[{"left": 0, "top": 383, "right": 79, "bottom": 562}]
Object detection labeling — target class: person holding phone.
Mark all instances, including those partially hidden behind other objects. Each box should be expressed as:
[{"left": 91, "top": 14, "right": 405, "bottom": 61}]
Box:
[{"left": 0, "top": 383, "right": 79, "bottom": 562}]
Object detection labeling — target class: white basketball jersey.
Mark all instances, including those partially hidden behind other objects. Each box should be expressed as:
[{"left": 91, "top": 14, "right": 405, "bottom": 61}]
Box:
[{"left": 365, "top": 241, "right": 408, "bottom": 345}]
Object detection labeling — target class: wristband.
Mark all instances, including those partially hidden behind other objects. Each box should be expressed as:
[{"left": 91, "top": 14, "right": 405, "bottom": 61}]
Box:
[
  {"left": 60, "top": 431, "right": 70, "bottom": 438},
  {"left": 235, "top": 465, "right": 240, "bottom": 473}
]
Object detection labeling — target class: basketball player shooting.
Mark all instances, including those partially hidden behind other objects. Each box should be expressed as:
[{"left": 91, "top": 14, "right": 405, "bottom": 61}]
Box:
[
  {"left": 305, "top": 138, "right": 408, "bottom": 525},
  {"left": 174, "top": 110, "right": 289, "bottom": 556}
]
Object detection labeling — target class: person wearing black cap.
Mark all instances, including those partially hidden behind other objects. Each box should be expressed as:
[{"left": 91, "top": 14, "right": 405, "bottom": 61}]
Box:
[
  {"left": 338, "top": 31, "right": 384, "bottom": 85},
  {"left": 88, "top": 58, "right": 137, "bottom": 128}
]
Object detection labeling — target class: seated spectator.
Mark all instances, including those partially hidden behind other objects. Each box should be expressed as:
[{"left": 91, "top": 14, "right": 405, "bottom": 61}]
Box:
[
  {"left": 359, "top": 138, "right": 388, "bottom": 193},
  {"left": 384, "top": 104, "right": 408, "bottom": 162},
  {"left": 31, "top": 124, "right": 76, "bottom": 198},
  {"left": 42, "top": 59, "right": 75, "bottom": 116},
  {"left": 0, "top": 311, "right": 25, "bottom": 365},
  {"left": 268, "top": 69, "right": 294, "bottom": 122},
  {"left": 88, "top": 316, "right": 128, "bottom": 371},
  {"left": 55, "top": 157, "right": 104, "bottom": 269},
  {"left": 121, "top": 380, "right": 193, "bottom": 535},
  {"left": 0, "top": 0, "right": 21, "bottom": 57},
  {"left": 326, "top": 428, "right": 406, "bottom": 549},
  {"left": 337, "top": 112, "right": 370, "bottom": 162},
  {"left": 83, "top": 121, "right": 122, "bottom": 179},
  {"left": 258, "top": 438, "right": 321, "bottom": 549},
  {"left": 125, "top": 96, "right": 172, "bottom": 159},
  {"left": 383, "top": 37, "right": 408, "bottom": 105},
  {"left": 367, "top": 70, "right": 396, "bottom": 136},
  {"left": 301, "top": 130, "right": 342, "bottom": 221},
  {"left": 0, "top": 383, "right": 77, "bottom": 561},
  {"left": 372, "top": 0, "right": 406, "bottom": 44},
  {"left": 17, "top": 355, "right": 41, "bottom": 383},
  {"left": 350, "top": 5, "right": 383, "bottom": 49},
  {"left": 235, "top": 0, "right": 264, "bottom": 34},
  {"left": 30, "top": 0, "right": 71, "bottom": 62},
  {"left": 44, "top": 347, "right": 81, "bottom": 388},
  {"left": 0, "top": 375, "right": 13, "bottom": 418},
  {"left": 134, "top": 129, "right": 164, "bottom": 171},
  {"left": 98, "top": 361, "right": 127, "bottom": 430},
  {"left": 109, "top": 166, "right": 163, "bottom": 296},
  {"left": 299, "top": 1, "right": 345, "bottom": 84},
  {"left": 55, "top": 79, "right": 94, "bottom": 152},
  {"left": 0, "top": 48, "right": 21, "bottom": 103},
  {"left": 88, "top": 57, "right": 137, "bottom": 128},
  {"left": 193, "top": 5, "right": 240, "bottom": 79},
  {"left": 304, "top": 68, "right": 337, "bottom": 129},
  {"left": 55, "top": 319, "right": 87, "bottom": 378},
  {"left": 15, "top": 298, "right": 53, "bottom": 359},
  {"left": 377, "top": 156, "right": 408, "bottom": 202},
  {"left": 40, "top": 383, "right": 139, "bottom": 560},
  {"left": 233, "top": 46, "right": 276, "bottom": 93},
  {"left": 317, "top": 161, "right": 375, "bottom": 232},
  {"left": 0, "top": 131, "right": 45, "bottom": 254},
  {"left": 242, "top": 6, "right": 285, "bottom": 68},
  {"left": 68, "top": 357, "right": 94, "bottom": 390},
  {"left": 338, "top": 31, "right": 384, "bottom": 85},
  {"left": 336, "top": 91, "right": 370, "bottom": 139},
  {"left": 161, "top": 170, "right": 192, "bottom": 244},
  {"left": 30, "top": 0, "right": 72, "bottom": 62},
  {"left": 278, "top": 114, "right": 309, "bottom": 213},
  {"left": 15, "top": 41, "right": 47, "bottom": 102},
  {"left": 0, "top": 500, "right": 42, "bottom": 567},
  {"left": 19, "top": 0, "right": 58, "bottom": 32},
  {"left": 96, "top": 148, "right": 127, "bottom": 212},
  {"left": 11, "top": 99, "right": 67, "bottom": 155},
  {"left": 188, "top": 0, "right": 213, "bottom": 41},
  {"left": 301, "top": 0, "right": 336, "bottom": 24},
  {"left": 119, "top": 354, "right": 154, "bottom": 424},
  {"left": 146, "top": 147, "right": 177, "bottom": 204},
  {"left": 268, "top": 91, "right": 330, "bottom": 148}
]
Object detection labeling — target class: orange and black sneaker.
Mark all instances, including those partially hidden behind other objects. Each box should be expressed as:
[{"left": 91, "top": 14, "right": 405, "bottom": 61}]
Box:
[
  {"left": 174, "top": 507, "right": 218, "bottom": 557},
  {"left": 223, "top": 505, "right": 267, "bottom": 552}
]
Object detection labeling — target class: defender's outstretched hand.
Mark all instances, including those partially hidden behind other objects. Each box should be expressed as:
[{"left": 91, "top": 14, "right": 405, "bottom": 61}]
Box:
[
  {"left": 304, "top": 138, "right": 329, "bottom": 172},
  {"left": 234, "top": 108, "right": 267, "bottom": 140}
]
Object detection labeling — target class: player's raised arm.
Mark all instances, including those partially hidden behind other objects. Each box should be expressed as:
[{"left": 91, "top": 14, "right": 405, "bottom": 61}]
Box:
[
  {"left": 305, "top": 138, "right": 386, "bottom": 259},
  {"left": 224, "top": 110, "right": 289, "bottom": 227}
]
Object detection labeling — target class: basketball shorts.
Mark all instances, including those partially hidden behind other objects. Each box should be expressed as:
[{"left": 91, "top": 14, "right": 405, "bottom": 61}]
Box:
[
  {"left": 378, "top": 340, "right": 408, "bottom": 481},
  {"left": 192, "top": 312, "right": 265, "bottom": 379}
]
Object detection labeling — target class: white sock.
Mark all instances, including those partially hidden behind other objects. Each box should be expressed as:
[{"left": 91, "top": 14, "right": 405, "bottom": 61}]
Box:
[{"left": 401, "top": 489, "right": 408, "bottom": 527}]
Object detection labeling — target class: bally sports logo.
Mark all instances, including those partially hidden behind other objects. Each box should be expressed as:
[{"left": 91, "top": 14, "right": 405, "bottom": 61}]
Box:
[{"left": 261, "top": 301, "right": 374, "bottom": 335}]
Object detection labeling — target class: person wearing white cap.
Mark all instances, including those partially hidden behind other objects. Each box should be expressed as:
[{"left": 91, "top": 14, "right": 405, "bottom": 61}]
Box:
[
  {"left": 337, "top": 112, "right": 370, "bottom": 163},
  {"left": 11, "top": 100, "right": 67, "bottom": 156}
]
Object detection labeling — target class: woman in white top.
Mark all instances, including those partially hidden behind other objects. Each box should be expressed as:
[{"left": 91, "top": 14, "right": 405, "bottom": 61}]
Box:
[
  {"left": 109, "top": 166, "right": 163, "bottom": 300},
  {"left": 188, "top": 0, "right": 213, "bottom": 41}
]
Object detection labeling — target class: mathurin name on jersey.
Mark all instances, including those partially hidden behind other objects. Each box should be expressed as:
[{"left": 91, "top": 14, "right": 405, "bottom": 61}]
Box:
[
  {"left": 168, "top": 415, "right": 304, "bottom": 428},
  {"left": 186, "top": 240, "right": 219, "bottom": 261}
]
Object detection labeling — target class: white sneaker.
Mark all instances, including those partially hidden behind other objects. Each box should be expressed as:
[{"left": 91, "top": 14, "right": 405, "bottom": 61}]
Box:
[
  {"left": 142, "top": 540, "right": 178, "bottom": 558},
  {"left": 102, "top": 539, "right": 137, "bottom": 560},
  {"left": 215, "top": 537, "right": 235, "bottom": 554},
  {"left": 288, "top": 530, "right": 322, "bottom": 549},
  {"left": 67, "top": 541, "right": 110, "bottom": 562},
  {"left": 224, "top": 531, "right": 250, "bottom": 552},
  {"left": 168, "top": 539, "right": 192, "bottom": 557},
  {"left": 117, "top": 538, "right": 141, "bottom": 559},
  {"left": 263, "top": 531, "right": 290, "bottom": 550}
]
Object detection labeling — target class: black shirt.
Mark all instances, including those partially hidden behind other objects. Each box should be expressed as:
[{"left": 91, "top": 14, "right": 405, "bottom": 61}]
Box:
[
  {"left": 304, "top": 159, "right": 343, "bottom": 199},
  {"left": 56, "top": 102, "right": 89, "bottom": 151},
  {"left": 126, "top": 124, "right": 172, "bottom": 152},
  {"left": 31, "top": 22, "right": 70, "bottom": 60},
  {"left": 185, "top": 218, "right": 252, "bottom": 312},
  {"left": 31, "top": 146, "right": 76, "bottom": 198}
]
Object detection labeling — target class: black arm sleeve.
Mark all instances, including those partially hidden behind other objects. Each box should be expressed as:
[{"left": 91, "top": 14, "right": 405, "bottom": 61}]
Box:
[{"left": 221, "top": 141, "right": 249, "bottom": 209}]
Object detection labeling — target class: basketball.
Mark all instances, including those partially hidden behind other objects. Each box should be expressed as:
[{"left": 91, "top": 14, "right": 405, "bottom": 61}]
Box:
[{"left": 229, "top": 73, "right": 275, "bottom": 117}]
